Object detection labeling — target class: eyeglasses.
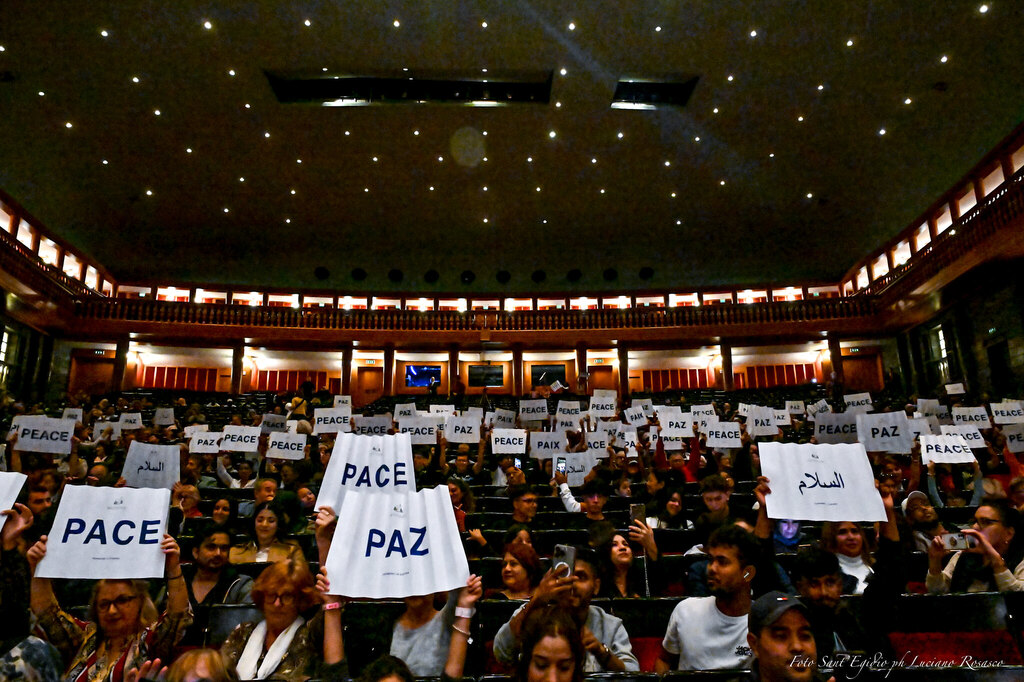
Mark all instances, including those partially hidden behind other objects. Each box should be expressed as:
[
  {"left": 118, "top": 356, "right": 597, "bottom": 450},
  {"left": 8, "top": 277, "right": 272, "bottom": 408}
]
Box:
[
  {"left": 97, "top": 594, "right": 139, "bottom": 611},
  {"left": 269, "top": 592, "right": 297, "bottom": 605}
]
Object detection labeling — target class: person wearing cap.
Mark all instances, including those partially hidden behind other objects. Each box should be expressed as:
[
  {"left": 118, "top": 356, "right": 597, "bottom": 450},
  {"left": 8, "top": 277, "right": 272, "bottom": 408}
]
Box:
[
  {"left": 902, "top": 489, "right": 950, "bottom": 552},
  {"left": 554, "top": 477, "right": 610, "bottom": 526},
  {"left": 742, "top": 592, "right": 832, "bottom": 682}
]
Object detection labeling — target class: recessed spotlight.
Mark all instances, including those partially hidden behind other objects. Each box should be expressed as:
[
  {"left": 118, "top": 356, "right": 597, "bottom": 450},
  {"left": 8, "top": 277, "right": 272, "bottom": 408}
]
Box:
[
  {"left": 65, "top": 122, "right": 73, "bottom": 128},
  {"left": 676, "top": 219, "right": 682, "bottom": 225},
  {"left": 904, "top": 97, "right": 913, "bottom": 105},
  {"left": 203, "top": 20, "right": 213, "bottom": 30},
  {"left": 599, "top": 188, "right": 605, "bottom": 194},
  {"left": 664, "top": 160, "right": 671, "bottom": 167},
  {"left": 364, "top": 187, "right": 369, "bottom": 192},
  {"left": 568, "top": 22, "right": 576, "bottom": 31},
  {"left": 591, "top": 158, "right": 597, "bottom": 164},
  {"left": 482, "top": 186, "right": 488, "bottom": 191},
  {"left": 285, "top": 218, "right": 291, "bottom": 224},
  {"left": 940, "top": 55, "right": 948, "bottom": 63},
  {"left": 727, "top": 75, "right": 734, "bottom": 82},
  {"left": 750, "top": 29, "right": 758, "bottom": 37},
  {"left": 482, "top": 131, "right": 488, "bottom": 136},
  {"left": 560, "top": 68, "right": 567, "bottom": 76},
  {"left": 290, "top": 189, "right": 296, "bottom": 195},
  {"left": 413, "top": 130, "right": 419, "bottom": 135},
  {"left": 223, "top": 208, "right": 230, "bottom": 213},
  {"left": 393, "top": 19, "right": 401, "bottom": 28},
  {"left": 296, "top": 158, "right": 302, "bottom": 163},
  {"left": 483, "top": 218, "right": 489, "bottom": 223},
  {"left": 655, "top": 26, "right": 662, "bottom": 32},
  {"left": 719, "top": 180, "right": 726, "bottom": 186},
  {"left": 345, "top": 130, "right": 350, "bottom": 135},
  {"left": 817, "top": 84, "right": 824, "bottom": 91},
  {"left": 0, "top": 46, "right": 5, "bottom": 52},
  {"left": 145, "top": 189, "right": 153, "bottom": 196},
  {"left": 437, "top": 156, "right": 444, "bottom": 162},
  {"left": 186, "top": 147, "right": 193, "bottom": 153},
  {"left": 102, "top": 159, "right": 108, "bottom": 165},
  {"left": 797, "top": 116, "right": 804, "bottom": 122},
  {"left": 846, "top": 38, "right": 854, "bottom": 47},
  {"left": 372, "top": 156, "right": 378, "bottom": 162},
  {"left": 769, "top": 153, "right": 775, "bottom": 158},
  {"left": 617, "top": 131, "right": 624, "bottom": 139},
  {"left": 131, "top": 76, "right": 140, "bottom": 83},
  {"left": 38, "top": 91, "right": 45, "bottom": 96},
  {"left": 238, "top": 177, "right": 245, "bottom": 182},
  {"left": 555, "top": 101, "right": 562, "bottom": 108},
  {"left": 429, "top": 186, "right": 435, "bottom": 191},
  {"left": 542, "top": 219, "right": 548, "bottom": 224},
  {"left": 228, "top": 69, "right": 236, "bottom": 76},
  {"left": 303, "top": 19, "right": 311, "bottom": 27},
  {"left": 536, "top": 186, "right": 542, "bottom": 192},
  {"left": 482, "top": 157, "right": 488, "bottom": 162},
  {"left": 527, "top": 157, "right": 533, "bottom": 163},
  {"left": 264, "top": 132, "right": 270, "bottom": 138},
  {"left": 154, "top": 109, "right": 161, "bottom": 116},
  {"left": 322, "top": 67, "right": 328, "bottom": 72},
  {"left": 713, "top": 107, "right": 719, "bottom": 114},
  {"left": 806, "top": 192, "right": 813, "bottom": 198},
  {"left": 481, "top": 21, "right": 488, "bottom": 28},
  {"left": 694, "top": 136, "right": 700, "bottom": 142},
  {"left": 979, "top": 4, "right": 989, "bottom": 13},
  {"left": 671, "top": 192, "right": 677, "bottom": 198},
  {"left": 100, "top": 29, "right": 109, "bottom": 37},
  {"left": 878, "top": 128, "right": 886, "bottom": 135},
  {"left": 244, "top": 103, "right": 251, "bottom": 109}
]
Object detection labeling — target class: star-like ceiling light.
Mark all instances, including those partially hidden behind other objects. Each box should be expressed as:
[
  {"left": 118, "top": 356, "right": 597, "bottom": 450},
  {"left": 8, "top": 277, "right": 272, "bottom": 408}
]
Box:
[
  {"left": 203, "top": 20, "right": 213, "bottom": 30},
  {"left": 560, "top": 68, "right": 567, "bottom": 76},
  {"left": 100, "top": 30, "right": 109, "bottom": 37},
  {"left": 303, "top": 19, "right": 311, "bottom": 27},
  {"left": 568, "top": 22, "right": 576, "bottom": 31},
  {"left": 846, "top": 38, "right": 854, "bottom": 47},
  {"left": 878, "top": 128, "right": 887, "bottom": 135},
  {"left": 979, "top": 4, "right": 990, "bottom": 13},
  {"left": 749, "top": 29, "right": 758, "bottom": 38},
  {"left": 393, "top": 19, "right": 401, "bottom": 28},
  {"left": 940, "top": 55, "right": 949, "bottom": 63}
]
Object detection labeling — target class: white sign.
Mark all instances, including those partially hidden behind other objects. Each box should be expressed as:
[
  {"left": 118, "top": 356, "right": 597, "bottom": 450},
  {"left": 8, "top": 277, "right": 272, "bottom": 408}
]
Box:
[
  {"left": 119, "top": 412, "right": 143, "bottom": 429},
  {"left": 429, "top": 404, "right": 456, "bottom": 417},
  {"left": 844, "top": 393, "right": 873, "bottom": 414},
  {"left": 920, "top": 435, "right": 976, "bottom": 465},
  {"left": 1003, "top": 424, "right": 1024, "bottom": 453},
  {"left": 759, "top": 442, "right": 886, "bottom": 522},
  {"left": 586, "top": 431, "right": 609, "bottom": 452},
  {"left": 530, "top": 433, "right": 564, "bottom": 458},
  {"left": 953, "top": 407, "right": 991, "bottom": 429},
  {"left": 189, "top": 431, "right": 223, "bottom": 453},
  {"left": 492, "top": 428, "right": 527, "bottom": 454},
  {"left": 692, "top": 404, "right": 717, "bottom": 418},
  {"left": 945, "top": 383, "right": 966, "bottom": 395},
  {"left": 324, "top": 486, "right": 469, "bottom": 599},
  {"left": 908, "top": 418, "right": 933, "bottom": 440},
  {"left": 663, "top": 412, "right": 692, "bottom": 431},
  {"left": 747, "top": 406, "right": 779, "bottom": 437},
  {"left": 464, "top": 407, "right": 483, "bottom": 420},
  {"left": 737, "top": 403, "right": 751, "bottom": 418},
  {"left": 806, "top": 399, "right": 832, "bottom": 421},
  {"left": 36, "top": 486, "right": 170, "bottom": 579},
  {"left": 615, "top": 425, "right": 639, "bottom": 450},
  {"left": 624, "top": 406, "right": 647, "bottom": 427},
  {"left": 493, "top": 408, "right": 516, "bottom": 429},
  {"left": 317, "top": 433, "right": 416, "bottom": 512},
  {"left": 706, "top": 422, "right": 742, "bottom": 449},
  {"left": 395, "top": 403, "right": 418, "bottom": 419},
  {"left": 814, "top": 413, "right": 859, "bottom": 444},
  {"left": 557, "top": 401, "right": 582, "bottom": 418},
  {"left": 183, "top": 424, "right": 208, "bottom": 439},
  {"left": 991, "top": 402, "right": 1024, "bottom": 425},
  {"left": 588, "top": 391, "right": 617, "bottom": 418},
  {"left": 774, "top": 409, "right": 791, "bottom": 426},
  {"left": 123, "top": 441, "right": 179, "bottom": 490},
  {"left": 0, "top": 472, "right": 27, "bottom": 536},
  {"left": 519, "top": 399, "right": 549, "bottom": 419},
  {"left": 444, "top": 416, "right": 479, "bottom": 443},
  {"left": 352, "top": 416, "right": 392, "bottom": 436},
  {"left": 565, "top": 452, "right": 597, "bottom": 487},
  {"left": 786, "top": 400, "right": 806, "bottom": 415},
  {"left": 917, "top": 398, "right": 945, "bottom": 415},
  {"left": 153, "top": 408, "right": 176, "bottom": 426},
  {"left": 334, "top": 395, "right": 352, "bottom": 408},
  {"left": 267, "top": 432, "right": 308, "bottom": 460},
  {"left": 398, "top": 417, "right": 441, "bottom": 445},
  {"left": 659, "top": 428, "right": 688, "bottom": 451},
  {"left": 62, "top": 408, "right": 83, "bottom": 423},
  {"left": 856, "top": 412, "right": 913, "bottom": 453},
  {"left": 632, "top": 398, "right": 654, "bottom": 416},
  {"left": 260, "top": 414, "right": 288, "bottom": 434},
  {"left": 220, "top": 425, "right": 261, "bottom": 452},
  {"left": 12, "top": 416, "right": 76, "bottom": 454},
  {"left": 940, "top": 425, "right": 985, "bottom": 447},
  {"left": 315, "top": 407, "right": 352, "bottom": 434}
]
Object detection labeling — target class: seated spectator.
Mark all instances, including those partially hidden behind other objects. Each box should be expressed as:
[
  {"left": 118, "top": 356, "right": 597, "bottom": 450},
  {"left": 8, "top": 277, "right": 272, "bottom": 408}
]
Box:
[
  {"left": 182, "top": 453, "right": 218, "bottom": 489},
  {"left": 27, "top": 533, "right": 192, "bottom": 682},
  {"left": 216, "top": 455, "right": 256, "bottom": 489},
  {"left": 492, "top": 542, "right": 543, "bottom": 600},
  {"left": 171, "top": 483, "right": 202, "bottom": 519},
  {"left": 925, "top": 460, "right": 984, "bottom": 509},
  {"left": 210, "top": 496, "right": 241, "bottom": 534},
  {"left": 820, "top": 521, "right": 874, "bottom": 594},
  {"left": 648, "top": 488, "right": 689, "bottom": 530},
  {"left": 657, "top": 525, "right": 759, "bottom": 671},
  {"left": 598, "top": 523, "right": 661, "bottom": 598},
  {"left": 229, "top": 501, "right": 303, "bottom": 564},
  {"left": 772, "top": 519, "right": 805, "bottom": 554},
  {"left": 790, "top": 547, "right": 867, "bottom": 656},
  {"left": 694, "top": 474, "right": 736, "bottom": 545},
  {"left": 927, "top": 496, "right": 1024, "bottom": 592},
  {"left": 902, "top": 489, "right": 951, "bottom": 552},
  {"left": 515, "top": 607, "right": 585, "bottom": 682},
  {"left": 180, "top": 523, "right": 254, "bottom": 646},
  {"left": 555, "top": 478, "right": 610, "bottom": 526},
  {"left": 240, "top": 478, "right": 278, "bottom": 518},
  {"left": 743, "top": 592, "right": 822, "bottom": 682},
  {"left": 389, "top": 579, "right": 480, "bottom": 676},
  {"left": 447, "top": 478, "right": 475, "bottom": 532},
  {"left": 494, "top": 547, "right": 639, "bottom": 672},
  {"left": 446, "top": 439, "right": 486, "bottom": 486},
  {"left": 492, "top": 484, "right": 538, "bottom": 531}
]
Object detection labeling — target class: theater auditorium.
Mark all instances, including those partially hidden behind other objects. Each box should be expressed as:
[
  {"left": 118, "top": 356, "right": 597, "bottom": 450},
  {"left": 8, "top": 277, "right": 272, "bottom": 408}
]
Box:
[{"left": 1, "top": 2, "right": 1024, "bottom": 681}]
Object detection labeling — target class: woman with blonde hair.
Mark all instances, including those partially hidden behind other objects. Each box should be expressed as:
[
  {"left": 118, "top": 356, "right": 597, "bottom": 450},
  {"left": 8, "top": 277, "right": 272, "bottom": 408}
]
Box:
[{"left": 820, "top": 521, "right": 875, "bottom": 594}]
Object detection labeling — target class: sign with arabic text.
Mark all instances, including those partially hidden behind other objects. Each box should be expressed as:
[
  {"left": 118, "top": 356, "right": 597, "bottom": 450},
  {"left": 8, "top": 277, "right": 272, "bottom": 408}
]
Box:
[{"left": 123, "top": 441, "right": 179, "bottom": 490}]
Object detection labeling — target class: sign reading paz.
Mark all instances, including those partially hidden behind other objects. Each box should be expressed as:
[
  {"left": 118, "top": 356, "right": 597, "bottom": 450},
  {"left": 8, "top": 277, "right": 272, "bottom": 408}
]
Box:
[
  {"left": 189, "top": 431, "right": 223, "bottom": 454},
  {"left": 324, "top": 486, "right": 469, "bottom": 599},
  {"left": 36, "top": 485, "right": 170, "bottom": 579},
  {"left": 123, "top": 441, "right": 179, "bottom": 490},
  {"left": 445, "top": 416, "right": 480, "bottom": 444},
  {"left": 747, "top": 406, "right": 779, "bottom": 437},
  {"left": 759, "top": 442, "right": 886, "bottom": 522},
  {"left": 267, "top": 432, "right": 308, "bottom": 460},
  {"left": 856, "top": 412, "right": 913, "bottom": 453}
]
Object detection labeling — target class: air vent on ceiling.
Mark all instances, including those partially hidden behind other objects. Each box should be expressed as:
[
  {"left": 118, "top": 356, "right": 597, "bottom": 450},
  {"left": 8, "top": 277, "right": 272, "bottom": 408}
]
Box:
[
  {"left": 611, "top": 75, "right": 700, "bottom": 110},
  {"left": 265, "top": 69, "right": 552, "bottom": 107}
]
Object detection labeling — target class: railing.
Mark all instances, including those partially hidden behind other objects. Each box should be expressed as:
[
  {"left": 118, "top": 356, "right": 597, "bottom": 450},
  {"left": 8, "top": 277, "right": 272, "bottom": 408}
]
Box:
[
  {"left": 74, "top": 295, "right": 878, "bottom": 332},
  {"left": 0, "top": 227, "right": 99, "bottom": 301}
]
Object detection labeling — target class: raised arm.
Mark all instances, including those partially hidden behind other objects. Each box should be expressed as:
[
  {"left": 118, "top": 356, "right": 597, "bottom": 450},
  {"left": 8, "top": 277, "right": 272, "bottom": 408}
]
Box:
[
  {"left": 446, "top": 574, "right": 482, "bottom": 679},
  {"left": 162, "top": 534, "right": 189, "bottom": 616}
]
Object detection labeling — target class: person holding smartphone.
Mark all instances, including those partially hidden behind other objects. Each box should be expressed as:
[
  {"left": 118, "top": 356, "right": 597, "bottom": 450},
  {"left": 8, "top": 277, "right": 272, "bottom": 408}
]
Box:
[{"left": 927, "top": 496, "right": 1024, "bottom": 593}]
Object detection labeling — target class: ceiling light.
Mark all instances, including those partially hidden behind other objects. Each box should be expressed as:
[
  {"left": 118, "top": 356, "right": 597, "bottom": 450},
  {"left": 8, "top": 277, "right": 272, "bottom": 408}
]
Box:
[
  {"left": 290, "top": 189, "right": 296, "bottom": 195},
  {"left": 664, "top": 161, "right": 671, "bottom": 167},
  {"left": 527, "top": 157, "right": 533, "bottom": 162},
  {"left": 797, "top": 115, "right": 804, "bottom": 122},
  {"left": 817, "top": 84, "right": 824, "bottom": 91},
  {"left": 437, "top": 156, "right": 444, "bottom": 162},
  {"left": 413, "top": 130, "right": 419, "bottom": 135},
  {"left": 186, "top": 148, "right": 192, "bottom": 153},
  {"left": 482, "top": 186, "right": 488, "bottom": 191},
  {"left": 303, "top": 19, "right": 311, "bottom": 27},
  {"left": 568, "top": 22, "right": 576, "bottom": 31},
  {"left": 806, "top": 192, "right": 813, "bottom": 198},
  {"left": 482, "top": 157, "right": 488, "bottom": 162},
  {"left": 223, "top": 208, "right": 229, "bottom": 213},
  {"left": 393, "top": 19, "right": 400, "bottom": 28},
  {"left": 542, "top": 219, "right": 548, "bottom": 224},
  {"left": 239, "top": 177, "right": 245, "bottom": 182},
  {"left": 132, "top": 76, "right": 140, "bottom": 83},
  {"left": 671, "top": 192, "right": 677, "bottom": 198},
  {"left": 364, "top": 187, "right": 369, "bottom": 192},
  {"left": 154, "top": 109, "right": 161, "bottom": 116},
  {"left": 296, "top": 159, "right": 302, "bottom": 163},
  {"left": 145, "top": 189, "right": 153, "bottom": 195},
  {"left": 694, "top": 136, "right": 700, "bottom": 142},
  {"left": 591, "top": 158, "right": 597, "bottom": 163},
  {"left": 617, "top": 131, "right": 624, "bottom": 139},
  {"left": 769, "top": 153, "right": 775, "bottom": 158},
  {"left": 719, "top": 180, "right": 726, "bottom": 186},
  {"left": 560, "top": 68, "right": 567, "bottom": 76},
  {"left": 372, "top": 156, "right": 378, "bottom": 162},
  {"left": 713, "top": 107, "right": 719, "bottom": 114},
  {"left": 727, "top": 75, "right": 734, "bottom": 82},
  {"left": 322, "top": 67, "right": 328, "bottom": 72},
  {"left": 548, "top": 130, "right": 557, "bottom": 138},
  {"left": 429, "top": 186, "right": 435, "bottom": 191},
  {"left": 483, "top": 218, "right": 489, "bottom": 223},
  {"left": 676, "top": 219, "right": 682, "bottom": 225},
  {"left": 750, "top": 29, "right": 758, "bottom": 37},
  {"left": 285, "top": 218, "right": 291, "bottom": 224},
  {"left": 600, "top": 189, "right": 605, "bottom": 194},
  {"left": 536, "top": 186, "right": 541, "bottom": 192},
  {"left": 0, "top": 46, "right": 5, "bottom": 52},
  {"left": 102, "top": 159, "right": 108, "bottom": 165},
  {"left": 244, "top": 103, "right": 251, "bottom": 109},
  {"left": 203, "top": 20, "right": 213, "bottom": 30},
  {"left": 38, "top": 91, "right": 45, "bottom": 96},
  {"left": 100, "top": 30, "right": 109, "bottom": 37},
  {"left": 878, "top": 128, "right": 886, "bottom": 135},
  {"left": 345, "top": 131, "right": 350, "bottom": 135},
  {"left": 482, "top": 131, "right": 487, "bottom": 136},
  {"left": 940, "top": 55, "right": 948, "bottom": 63},
  {"left": 65, "top": 122, "right": 73, "bottom": 128},
  {"left": 979, "top": 4, "right": 989, "bottom": 13},
  {"left": 904, "top": 97, "right": 913, "bottom": 105},
  {"left": 846, "top": 38, "right": 854, "bottom": 47},
  {"left": 655, "top": 26, "right": 662, "bottom": 32},
  {"left": 264, "top": 132, "right": 270, "bottom": 138},
  {"left": 228, "top": 69, "right": 236, "bottom": 76},
  {"left": 481, "top": 21, "right": 488, "bottom": 28},
  {"left": 555, "top": 101, "right": 562, "bottom": 107}
]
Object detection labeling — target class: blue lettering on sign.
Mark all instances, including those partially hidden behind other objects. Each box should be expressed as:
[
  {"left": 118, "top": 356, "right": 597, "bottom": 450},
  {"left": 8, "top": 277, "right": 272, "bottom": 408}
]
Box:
[
  {"left": 139, "top": 519, "right": 160, "bottom": 544},
  {"left": 365, "top": 527, "right": 430, "bottom": 558},
  {"left": 62, "top": 518, "right": 86, "bottom": 543},
  {"left": 113, "top": 520, "right": 135, "bottom": 545},
  {"left": 387, "top": 530, "right": 406, "bottom": 557},
  {"left": 85, "top": 520, "right": 107, "bottom": 544},
  {"left": 343, "top": 462, "right": 408, "bottom": 488},
  {"left": 365, "top": 529, "right": 386, "bottom": 556},
  {"left": 61, "top": 517, "right": 161, "bottom": 544}
]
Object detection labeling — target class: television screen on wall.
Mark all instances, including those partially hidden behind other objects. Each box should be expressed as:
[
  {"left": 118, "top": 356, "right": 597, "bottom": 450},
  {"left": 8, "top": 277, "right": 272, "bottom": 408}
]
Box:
[
  {"left": 530, "top": 364, "right": 567, "bottom": 387},
  {"left": 405, "top": 365, "right": 442, "bottom": 387},
  {"left": 468, "top": 364, "right": 504, "bottom": 387}
]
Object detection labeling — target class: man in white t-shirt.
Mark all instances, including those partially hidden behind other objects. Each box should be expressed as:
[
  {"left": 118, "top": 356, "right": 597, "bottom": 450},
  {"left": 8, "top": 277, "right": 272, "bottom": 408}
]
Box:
[{"left": 656, "top": 525, "right": 760, "bottom": 671}]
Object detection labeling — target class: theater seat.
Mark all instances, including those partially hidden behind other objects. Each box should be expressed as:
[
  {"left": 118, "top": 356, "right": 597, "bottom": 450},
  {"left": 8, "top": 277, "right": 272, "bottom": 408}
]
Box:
[
  {"left": 629, "top": 636, "right": 664, "bottom": 672},
  {"left": 204, "top": 604, "right": 262, "bottom": 647},
  {"left": 887, "top": 631, "right": 1022, "bottom": 665}
]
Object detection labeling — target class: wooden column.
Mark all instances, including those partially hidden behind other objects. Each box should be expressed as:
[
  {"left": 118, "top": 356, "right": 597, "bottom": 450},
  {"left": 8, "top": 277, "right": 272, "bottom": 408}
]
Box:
[
  {"left": 575, "top": 342, "right": 588, "bottom": 394},
  {"left": 448, "top": 345, "right": 460, "bottom": 397},
  {"left": 617, "top": 344, "right": 630, "bottom": 398},
  {"left": 230, "top": 344, "right": 244, "bottom": 395},
  {"left": 512, "top": 344, "right": 524, "bottom": 396},
  {"left": 720, "top": 342, "right": 734, "bottom": 391},
  {"left": 383, "top": 345, "right": 395, "bottom": 396},
  {"left": 111, "top": 337, "right": 130, "bottom": 394},
  {"left": 341, "top": 343, "right": 353, "bottom": 395}
]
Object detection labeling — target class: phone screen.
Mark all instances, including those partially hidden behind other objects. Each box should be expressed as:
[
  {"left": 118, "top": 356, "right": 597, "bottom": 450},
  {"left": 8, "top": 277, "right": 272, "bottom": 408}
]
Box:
[
  {"left": 630, "top": 503, "right": 645, "bottom": 524},
  {"left": 514, "top": 457, "right": 522, "bottom": 470},
  {"left": 556, "top": 456, "right": 566, "bottom": 474}
]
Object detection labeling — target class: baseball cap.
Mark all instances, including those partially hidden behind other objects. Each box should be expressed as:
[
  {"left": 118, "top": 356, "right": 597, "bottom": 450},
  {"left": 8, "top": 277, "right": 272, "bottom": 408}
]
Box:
[
  {"left": 901, "top": 490, "right": 929, "bottom": 516},
  {"left": 748, "top": 591, "right": 809, "bottom": 633}
]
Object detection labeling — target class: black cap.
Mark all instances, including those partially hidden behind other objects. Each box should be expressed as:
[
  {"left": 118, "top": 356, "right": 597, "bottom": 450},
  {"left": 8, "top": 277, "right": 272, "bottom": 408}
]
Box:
[{"left": 748, "top": 591, "right": 809, "bottom": 633}]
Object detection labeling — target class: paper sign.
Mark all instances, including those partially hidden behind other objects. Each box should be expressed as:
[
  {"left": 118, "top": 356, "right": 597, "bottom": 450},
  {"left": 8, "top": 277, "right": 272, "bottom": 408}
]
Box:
[
  {"left": 492, "top": 429, "right": 527, "bottom": 454},
  {"left": 920, "top": 435, "right": 976, "bottom": 464},
  {"left": 615, "top": 425, "right": 639, "bottom": 450},
  {"left": 519, "top": 399, "right": 549, "bottom": 419},
  {"left": 774, "top": 409, "right": 791, "bottom": 426},
  {"left": 219, "top": 425, "right": 261, "bottom": 452},
  {"left": 530, "top": 433, "right": 564, "bottom": 458},
  {"left": 588, "top": 392, "right": 617, "bottom": 418},
  {"left": 908, "top": 418, "right": 933, "bottom": 440},
  {"left": 315, "top": 407, "right": 352, "bottom": 434},
  {"left": 814, "top": 413, "right": 858, "bottom": 444},
  {"left": 586, "top": 431, "right": 609, "bottom": 452},
  {"left": 663, "top": 412, "right": 692, "bottom": 431},
  {"left": 945, "top": 383, "right": 966, "bottom": 395},
  {"left": 267, "top": 432, "right": 308, "bottom": 460},
  {"left": 557, "top": 401, "right": 582, "bottom": 418},
  {"left": 119, "top": 412, "right": 143, "bottom": 429},
  {"left": 624, "top": 406, "right": 647, "bottom": 427},
  {"left": 991, "top": 402, "right": 1024, "bottom": 425},
  {"left": 659, "top": 428, "right": 688, "bottom": 451},
  {"left": 189, "top": 431, "right": 223, "bottom": 454},
  {"left": 260, "top": 414, "right": 288, "bottom": 434},
  {"left": 737, "top": 403, "right": 751, "bottom": 418},
  {"left": 183, "top": 424, "right": 208, "bottom": 438},
  {"left": 398, "top": 417, "right": 441, "bottom": 445},
  {"left": 1003, "top": 424, "right": 1024, "bottom": 453},
  {"left": 786, "top": 400, "right": 806, "bottom": 415},
  {"left": 844, "top": 393, "right": 873, "bottom": 414},
  {"left": 953, "top": 407, "right": 991, "bottom": 429},
  {"left": 0, "top": 472, "right": 27, "bottom": 536},
  {"left": 334, "top": 395, "right": 352, "bottom": 408},
  {"left": 464, "top": 407, "right": 483, "bottom": 420},
  {"left": 493, "top": 408, "right": 516, "bottom": 429},
  {"left": 445, "top": 416, "right": 479, "bottom": 443},
  {"left": 324, "top": 486, "right": 469, "bottom": 599},
  {"left": 123, "top": 441, "right": 179, "bottom": 490},
  {"left": 429, "top": 404, "right": 456, "bottom": 417},
  {"left": 697, "top": 416, "right": 717, "bottom": 435},
  {"left": 36, "top": 486, "right": 170, "bottom": 579},
  {"left": 856, "top": 412, "right": 913, "bottom": 453},
  {"left": 62, "top": 408, "right": 83, "bottom": 423},
  {"left": 806, "top": 399, "right": 832, "bottom": 421},
  {"left": 317, "top": 433, "right": 417, "bottom": 512},
  {"left": 94, "top": 420, "right": 123, "bottom": 440},
  {"left": 940, "top": 425, "right": 985, "bottom": 447},
  {"left": 632, "top": 399, "right": 654, "bottom": 416},
  {"left": 12, "top": 416, "right": 76, "bottom": 454},
  {"left": 566, "top": 452, "right": 597, "bottom": 487},
  {"left": 747, "top": 406, "right": 779, "bottom": 437},
  {"left": 153, "top": 408, "right": 176, "bottom": 426},
  {"left": 395, "top": 403, "right": 417, "bottom": 419},
  {"left": 706, "top": 422, "right": 741, "bottom": 449},
  {"left": 692, "top": 404, "right": 717, "bottom": 418},
  {"left": 917, "top": 398, "right": 945, "bottom": 415},
  {"left": 353, "top": 416, "right": 393, "bottom": 436},
  {"left": 759, "top": 442, "right": 886, "bottom": 522}
]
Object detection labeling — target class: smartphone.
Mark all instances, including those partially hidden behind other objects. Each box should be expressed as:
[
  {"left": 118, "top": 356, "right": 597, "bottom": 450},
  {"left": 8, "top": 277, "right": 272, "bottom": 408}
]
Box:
[
  {"left": 514, "top": 457, "right": 523, "bottom": 470},
  {"left": 556, "top": 456, "right": 567, "bottom": 475},
  {"left": 552, "top": 544, "right": 576, "bottom": 576},
  {"left": 939, "top": 532, "right": 978, "bottom": 551},
  {"left": 630, "top": 503, "right": 646, "bottom": 525}
]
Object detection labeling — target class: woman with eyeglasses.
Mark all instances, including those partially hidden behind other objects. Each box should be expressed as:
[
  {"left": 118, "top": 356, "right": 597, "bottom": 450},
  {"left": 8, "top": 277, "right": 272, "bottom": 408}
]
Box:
[
  {"left": 26, "top": 533, "right": 192, "bottom": 682},
  {"left": 927, "top": 496, "right": 1024, "bottom": 593}
]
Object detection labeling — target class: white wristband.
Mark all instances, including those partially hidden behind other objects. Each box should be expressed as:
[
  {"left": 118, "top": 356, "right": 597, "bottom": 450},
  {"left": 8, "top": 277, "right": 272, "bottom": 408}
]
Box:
[{"left": 455, "top": 606, "right": 476, "bottom": 619}]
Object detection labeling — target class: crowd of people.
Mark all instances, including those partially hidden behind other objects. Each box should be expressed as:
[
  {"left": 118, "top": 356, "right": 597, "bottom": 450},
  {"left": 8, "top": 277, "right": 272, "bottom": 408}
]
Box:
[{"left": 1, "top": 384, "right": 1023, "bottom": 681}]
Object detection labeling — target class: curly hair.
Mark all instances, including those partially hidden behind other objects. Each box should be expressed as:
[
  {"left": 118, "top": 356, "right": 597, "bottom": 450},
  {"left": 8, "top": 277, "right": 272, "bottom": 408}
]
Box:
[{"left": 251, "top": 559, "right": 319, "bottom": 613}]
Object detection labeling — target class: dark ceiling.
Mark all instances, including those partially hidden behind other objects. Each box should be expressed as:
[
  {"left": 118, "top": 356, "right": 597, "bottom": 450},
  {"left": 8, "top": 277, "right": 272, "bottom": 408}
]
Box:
[{"left": 0, "top": 1, "right": 1022, "bottom": 295}]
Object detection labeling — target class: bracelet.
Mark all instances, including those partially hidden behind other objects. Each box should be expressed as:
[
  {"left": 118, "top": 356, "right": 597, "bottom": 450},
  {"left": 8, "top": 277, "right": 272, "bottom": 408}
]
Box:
[
  {"left": 454, "top": 606, "right": 476, "bottom": 619},
  {"left": 452, "top": 624, "right": 473, "bottom": 644},
  {"left": 323, "top": 601, "right": 343, "bottom": 611}
]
